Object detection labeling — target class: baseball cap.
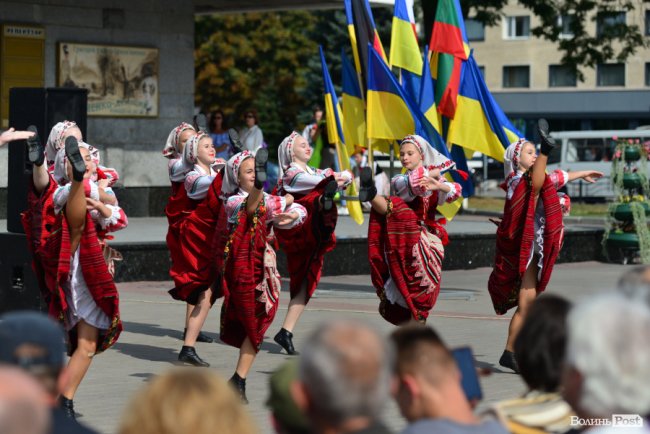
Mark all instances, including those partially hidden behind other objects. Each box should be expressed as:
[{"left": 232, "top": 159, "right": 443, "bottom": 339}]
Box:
[
  {"left": 0, "top": 311, "right": 66, "bottom": 371},
  {"left": 266, "top": 360, "right": 310, "bottom": 434}
]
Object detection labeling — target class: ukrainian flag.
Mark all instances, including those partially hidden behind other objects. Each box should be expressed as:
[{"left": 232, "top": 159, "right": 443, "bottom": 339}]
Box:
[
  {"left": 341, "top": 50, "right": 366, "bottom": 155},
  {"left": 418, "top": 45, "right": 441, "bottom": 135},
  {"left": 390, "top": 0, "right": 422, "bottom": 74},
  {"left": 447, "top": 53, "right": 521, "bottom": 162},
  {"left": 319, "top": 47, "right": 364, "bottom": 225}
]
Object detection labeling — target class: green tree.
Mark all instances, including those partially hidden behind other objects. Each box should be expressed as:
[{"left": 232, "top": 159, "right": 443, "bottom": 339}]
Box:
[
  {"left": 195, "top": 12, "right": 318, "bottom": 152},
  {"left": 421, "top": 0, "right": 648, "bottom": 82}
]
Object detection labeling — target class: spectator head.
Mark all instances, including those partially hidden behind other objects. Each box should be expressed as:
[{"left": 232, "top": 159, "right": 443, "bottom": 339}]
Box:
[
  {"left": 312, "top": 105, "right": 323, "bottom": 122},
  {"left": 617, "top": 265, "right": 650, "bottom": 307},
  {"left": 0, "top": 366, "right": 51, "bottom": 434},
  {"left": 295, "top": 320, "right": 394, "bottom": 431},
  {"left": 514, "top": 294, "right": 572, "bottom": 393},
  {"left": 563, "top": 293, "right": 650, "bottom": 419},
  {"left": 0, "top": 311, "right": 67, "bottom": 400},
  {"left": 119, "top": 369, "right": 256, "bottom": 434},
  {"left": 244, "top": 109, "right": 258, "bottom": 127},
  {"left": 390, "top": 324, "right": 466, "bottom": 422},
  {"left": 266, "top": 360, "right": 310, "bottom": 434},
  {"left": 209, "top": 109, "right": 226, "bottom": 132}
]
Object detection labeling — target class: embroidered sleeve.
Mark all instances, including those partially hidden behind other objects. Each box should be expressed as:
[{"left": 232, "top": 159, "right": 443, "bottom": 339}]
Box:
[
  {"left": 85, "top": 179, "right": 100, "bottom": 201},
  {"left": 274, "top": 203, "right": 307, "bottom": 229},
  {"left": 95, "top": 205, "right": 128, "bottom": 232},
  {"left": 283, "top": 167, "right": 327, "bottom": 194},
  {"left": 549, "top": 170, "right": 569, "bottom": 190},
  {"left": 336, "top": 170, "right": 353, "bottom": 189},
  {"left": 53, "top": 184, "right": 71, "bottom": 214},
  {"left": 169, "top": 157, "right": 192, "bottom": 182},
  {"left": 437, "top": 181, "right": 462, "bottom": 205},
  {"left": 225, "top": 195, "right": 246, "bottom": 225},
  {"left": 185, "top": 170, "right": 215, "bottom": 200},
  {"left": 506, "top": 173, "right": 523, "bottom": 200},
  {"left": 391, "top": 167, "right": 430, "bottom": 201},
  {"left": 99, "top": 166, "right": 119, "bottom": 186},
  {"left": 264, "top": 193, "right": 287, "bottom": 219}
]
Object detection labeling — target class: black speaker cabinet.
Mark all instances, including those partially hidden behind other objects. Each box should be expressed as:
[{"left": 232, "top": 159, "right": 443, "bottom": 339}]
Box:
[{"left": 6, "top": 87, "right": 88, "bottom": 233}]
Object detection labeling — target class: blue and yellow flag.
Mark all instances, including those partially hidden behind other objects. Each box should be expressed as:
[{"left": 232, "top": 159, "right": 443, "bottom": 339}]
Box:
[
  {"left": 390, "top": 0, "right": 422, "bottom": 74},
  {"left": 341, "top": 50, "right": 366, "bottom": 155},
  {"left": 447, "top": 53, "right": 521, "bottom": 162},
  {"left": 319, "top": 47, "right": 364, "bottom": 225},
  {"left": 418, "top": 45, "right": 441, "bottom": 134}
]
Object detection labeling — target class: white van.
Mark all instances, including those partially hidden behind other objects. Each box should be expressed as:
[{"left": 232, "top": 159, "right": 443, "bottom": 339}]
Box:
[{"left": 546, "top": 129, "right": 650, "bottom": 199}]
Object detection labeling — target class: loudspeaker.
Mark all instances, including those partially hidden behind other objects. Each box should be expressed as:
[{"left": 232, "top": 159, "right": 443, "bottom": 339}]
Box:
[{"left": 7, "top": 87, "right": 88, "bottom": 233}]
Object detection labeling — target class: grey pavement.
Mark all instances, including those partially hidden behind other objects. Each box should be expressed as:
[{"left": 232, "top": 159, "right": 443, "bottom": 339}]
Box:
[{"left": 74, "top": 261, "right": 628, "bottom": 434}]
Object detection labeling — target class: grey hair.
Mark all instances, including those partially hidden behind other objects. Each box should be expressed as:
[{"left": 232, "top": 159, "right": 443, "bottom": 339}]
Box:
[
  {"left": 617, "top": 265, "right": 650, "bottom": 307},
  {"left": 566, "top": 293, "right": 650, "bottom": 417},
  {"left": 298, "top": 320, "right": 395, "bottom": 426}
]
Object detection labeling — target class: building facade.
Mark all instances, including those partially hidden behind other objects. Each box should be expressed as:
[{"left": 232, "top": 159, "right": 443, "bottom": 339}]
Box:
[{"left": 467, "top": 0, "right": 650, "bottom": 137}]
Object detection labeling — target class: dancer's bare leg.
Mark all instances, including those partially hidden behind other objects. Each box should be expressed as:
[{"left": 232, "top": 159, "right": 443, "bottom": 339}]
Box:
[
  {"left": 62, "top": 320, "right": 98, "bottom": 399},
  {"left": 505, "top": 263, "right": 538, "bottom": 352},
  {"left": 183, "top": 288, "right": 213, "bottom": 347}
]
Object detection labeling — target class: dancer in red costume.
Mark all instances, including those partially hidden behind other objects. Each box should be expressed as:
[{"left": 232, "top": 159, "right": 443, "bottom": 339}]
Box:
[
  {"left": 169, "top": 132, "right": 227, "bottom": 366},
  {"left": 488, "top": 119, "right": 603, "bottom": 372},
  {"left": 40, "top": 137, "right": 122, "bottom": 419},
  {"left": 162, "top": 122, "right": 214, "bottom": 344},
  {"left": 358, "top": 135, "right": 462, "bottom": 325},
  {"left": 220, "top": 150, "right": 306, "bottom": 403},
  {"left": 272, "top": 131, "right": 353, "bottom": 354}
]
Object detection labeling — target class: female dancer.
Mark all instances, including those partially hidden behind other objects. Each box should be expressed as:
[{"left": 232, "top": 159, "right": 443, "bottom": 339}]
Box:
[
  {"left": 488, "top": 120, "right": 602, "bottom": 372},
  {"left": 169, "top": 132, "right": 227, "bottom": 366},
  {"left": 220, "top": 149, "right": 306, "bottom": 403},
  {"left": 42, "top": 137, "right": 122, "bottom": 419},
  {"left": 273, "top": 131, "right": 352, "bottom": 354},
  {"left": 358, "top": 134, "right": 462, "bottom": 325},
  {"left": 162, "top": 123, "right": 213, "bottom": 343}
]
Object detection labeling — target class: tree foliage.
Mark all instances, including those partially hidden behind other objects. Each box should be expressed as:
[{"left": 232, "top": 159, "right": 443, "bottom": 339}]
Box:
[{"left": 422, "top": 0, "right": 649, "bottom": 82}]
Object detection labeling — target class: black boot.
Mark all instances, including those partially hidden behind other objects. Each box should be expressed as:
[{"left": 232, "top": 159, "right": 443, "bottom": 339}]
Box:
[
  {"left": 499, "top": 350, "right": 519, "bottom": 373},
  {"left": 59, "top": 396, "right": 76, "bottom": 420},
  {"left": 228, "top": 128, "right": 243, "bottom": 152},
  {"left": 358, "top": 167, "right": 377, "bottom": 202},
  {"left": 183, "top": 328, "right": 214, "bottom": 343},
  {"left": 178, "top": 345, "right": 209, "bottom": 367},
  {"left": 229, "top": 373, "right": 249, "bottom": 404},
  {"left": 537, "top": 118, "right": 556, "bottom": 156},
  {"left": 320, "top": 180, "right": 338, "bottom": 211},
  {"left": 26, "top": 125, "right": 44, "bottom": 166},
  {"left": 64, "top": 136, "right": 86, "bottom": 181},
  {"left": 254, "top": 148, "right": 268, "bottom": 188},
  {"left": 274, "top": 328, "right": 299, "bottom": 355}
]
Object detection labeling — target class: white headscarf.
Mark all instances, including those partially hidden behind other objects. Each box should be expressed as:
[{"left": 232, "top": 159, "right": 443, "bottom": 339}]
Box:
[
  {"left": 503, "top": 138, "right": 528, "bottom": 179},
  {"left": 400, "top": 135, "right": 455, "bottom": 172},
  {"left": 53, "top": 140, "right": 92, "bottom": 184},
  {"left": 163, "top": 122, "right": 195, "bottom": 159},
  {"left": 277, "top": 131, "right": 301, "bottom": 181},
  {"left": 221, "top": 150, "right": 254, "bottom": 198},
  {"left": 183, "top": 132, "right": 209, "bottom": 165},
  {"left": 46, "top": 121, "right": 78, "bottom": 166}
]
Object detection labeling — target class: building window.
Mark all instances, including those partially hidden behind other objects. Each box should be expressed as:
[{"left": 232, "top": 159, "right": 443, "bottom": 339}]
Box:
[
  {"left": 597, "top": 63, "right": 625, "bottom": 86},
  {"left": 549, "top": 65, "right": 577, "bottom": 87},
  {"left": 646, "top": 10, "right": 650, "bottom": 36},
  {"left": 558, "top": 14, "right": 574, "bottom": 38},
  {"left": 466, "top": 19, "right": 485, "bottom": 41},
  {"left": 596, "top": 11, "right": 626, "bottom": 37},
  {"left": 645, "top": 63, "right": 650, "bottom": 86},
  {"left": 504, "top": 16, "right": 530, "bottom": 39},
  {"left": 503, "top": 66, "right": 530, "bottom": 88}
]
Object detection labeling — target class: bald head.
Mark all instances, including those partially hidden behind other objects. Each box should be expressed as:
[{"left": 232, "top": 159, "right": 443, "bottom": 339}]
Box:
[
  {"left": 0, "top": 367, "right": 50, "bottom": 434},
  {"left": 299, "top": 320, "right": 394, "bottom": 427}
]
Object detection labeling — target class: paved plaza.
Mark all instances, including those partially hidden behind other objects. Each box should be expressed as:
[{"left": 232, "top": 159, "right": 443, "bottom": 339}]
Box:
[{"left": 73, "top": 261, "right": 627, "bottom": 434}]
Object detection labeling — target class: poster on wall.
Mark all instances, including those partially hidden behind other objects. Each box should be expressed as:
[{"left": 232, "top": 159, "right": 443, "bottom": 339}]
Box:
[{"left": 57, "top": 42, "right": 159, "bottom": 117}]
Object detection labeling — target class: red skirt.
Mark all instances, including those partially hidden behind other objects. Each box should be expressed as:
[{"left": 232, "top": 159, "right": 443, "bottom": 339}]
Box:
[
  {"left": 165, "top": 181, "right": 199, "bottom": 287},
  {"left": 368, "top": 197, "right": 446, "bottom": 325},
  {"left": 274, "top": 177, "right": 337, "bottom": 302},
  {"left": 169, "top": 172, "right": 226, "bottom": 304},
  {"left": 220, "top": 200, "right": 279, "bottom": 352},
  {"left": 487, "top": 175, "right": 564, "bottom": 314},
  {"left": 40, "top": 211, "right": 122, "bottom": 354},
  {"left": 21, "top": 176, "right": 59, "bottom": 301}
]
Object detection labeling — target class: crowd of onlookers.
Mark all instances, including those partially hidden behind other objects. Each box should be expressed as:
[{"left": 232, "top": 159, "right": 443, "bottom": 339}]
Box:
[{"left": 1, "top": 264, "right": 649, "bottom": 434}]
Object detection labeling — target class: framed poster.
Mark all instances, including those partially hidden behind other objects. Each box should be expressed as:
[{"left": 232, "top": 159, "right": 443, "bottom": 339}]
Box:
[{"left": 57, "top": 42, "right": 159, "bottom": 117}]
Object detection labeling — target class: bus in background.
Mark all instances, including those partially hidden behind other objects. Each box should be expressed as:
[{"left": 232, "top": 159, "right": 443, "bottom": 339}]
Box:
[{"left": 546, "top": 129, "right": 650, "bottom": 200}]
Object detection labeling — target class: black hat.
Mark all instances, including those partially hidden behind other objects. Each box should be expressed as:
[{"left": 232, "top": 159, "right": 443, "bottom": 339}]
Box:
[{"left": 0, "top": 311, "right": 66, "bottom": 370}]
